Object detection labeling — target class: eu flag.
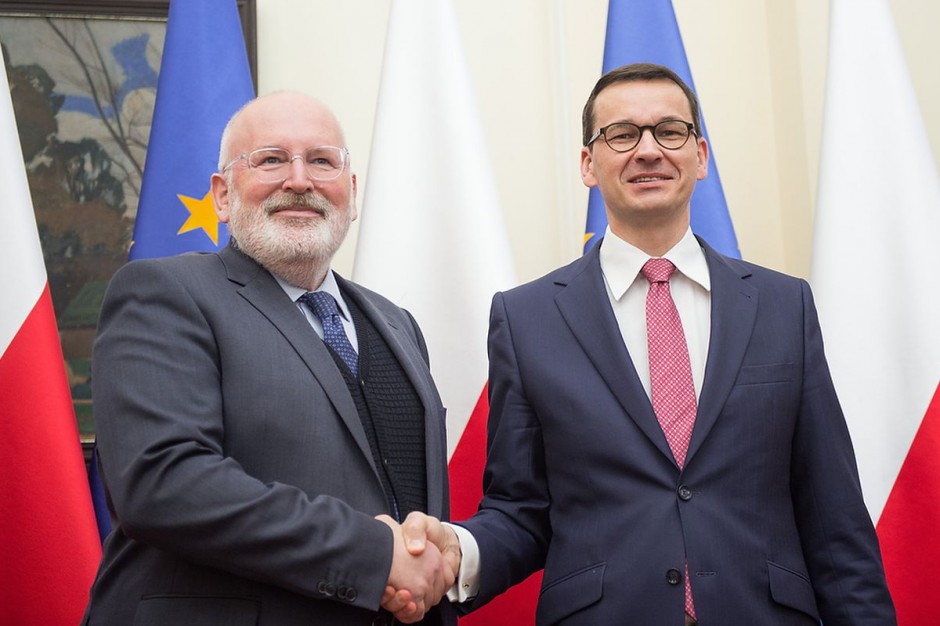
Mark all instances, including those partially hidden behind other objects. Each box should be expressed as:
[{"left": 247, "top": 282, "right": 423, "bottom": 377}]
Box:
[
  {"left": 584, "top": 0, "right": 739, "bottom": 258},
  {"left": 130, "top": 0, "right": 255, "bottom": 260},
  {"left": 90, "top": 0, "right": 255, "bottom": 540}
]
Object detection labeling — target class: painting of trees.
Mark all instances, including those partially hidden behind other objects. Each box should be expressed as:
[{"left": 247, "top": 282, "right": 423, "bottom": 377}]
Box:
[{"left": 0, "top": 14, "right": 165, "bottom": 434}]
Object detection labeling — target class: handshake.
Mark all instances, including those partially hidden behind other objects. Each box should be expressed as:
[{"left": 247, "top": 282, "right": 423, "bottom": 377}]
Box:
[{"left": 376, "top": 512, "right": 463, "bottom": 623}]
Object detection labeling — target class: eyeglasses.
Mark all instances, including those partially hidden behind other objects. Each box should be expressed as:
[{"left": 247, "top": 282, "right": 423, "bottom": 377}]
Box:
[
  {"left": 221, "top": 146, "right": 350, "bottom": 182},
  {"left": 586, "top": 120, "right": 696, "bottom": 152}
]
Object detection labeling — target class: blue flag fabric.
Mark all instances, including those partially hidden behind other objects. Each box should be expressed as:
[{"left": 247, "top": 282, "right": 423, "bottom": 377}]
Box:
[
  {"left": 88, "top": 447, "right": 111, "bottom": 541},
  {"left": 584, "top": 0, "right": 739, "bottom": 258},
  {"left": 130, "top": 0, "right": 255, "bottom": 260},
  {"left": 89, "top": 0, "right": 255, "bottom": 541}
]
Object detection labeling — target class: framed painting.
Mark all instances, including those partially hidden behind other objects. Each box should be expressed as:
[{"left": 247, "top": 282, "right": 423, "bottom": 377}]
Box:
[{"left": 0, "top": 0, "right": 256, "bottom": 448}]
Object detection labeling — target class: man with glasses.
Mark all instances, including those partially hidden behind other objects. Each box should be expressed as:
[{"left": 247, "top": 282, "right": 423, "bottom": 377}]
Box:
[
  {"left": 82, "top": 92, "right": 457, "bottom": 626},
  {"left": 395, "top": 63, "right": 895, "bottom": 625}
]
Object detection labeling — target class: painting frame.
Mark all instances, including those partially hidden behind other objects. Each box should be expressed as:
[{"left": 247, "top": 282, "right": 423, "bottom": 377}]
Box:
[
  {"left": 0, "top": 1, "right": 257, "bottom": 85},
  {"left": 0, "top": 0, "right": 256, "bottom": 460}
]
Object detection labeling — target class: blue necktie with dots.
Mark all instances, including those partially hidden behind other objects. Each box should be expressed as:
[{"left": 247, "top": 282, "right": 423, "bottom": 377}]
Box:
[{"left": 300, "top": 291, "right": 359, "bottom": 377}]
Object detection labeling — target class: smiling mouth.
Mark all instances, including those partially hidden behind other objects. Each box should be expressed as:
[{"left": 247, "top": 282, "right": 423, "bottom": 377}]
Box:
[
  {"left": 271, "top": 206, "right": 324, "bottom": 215},
  {"left": 631, "top": 176, "right": 670, "bottom": 183}
]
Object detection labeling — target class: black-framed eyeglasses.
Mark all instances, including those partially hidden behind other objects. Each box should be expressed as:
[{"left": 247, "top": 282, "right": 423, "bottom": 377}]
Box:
[
  {"left": 586, "top": 120, "right": 696, "bottom": 152},
  {"left": 221, "top": 145, "right": 350, "bottom": 183}
]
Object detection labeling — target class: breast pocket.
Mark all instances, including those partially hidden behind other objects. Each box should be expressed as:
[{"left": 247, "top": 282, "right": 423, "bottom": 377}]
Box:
[{"left": 735, "top": 363, "right": 795, "bottom": 386}]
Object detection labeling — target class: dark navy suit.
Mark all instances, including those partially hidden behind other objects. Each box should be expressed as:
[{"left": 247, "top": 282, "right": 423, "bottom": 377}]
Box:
[{"left": 460, "top": 237, "right": 895, "bottom": 625}]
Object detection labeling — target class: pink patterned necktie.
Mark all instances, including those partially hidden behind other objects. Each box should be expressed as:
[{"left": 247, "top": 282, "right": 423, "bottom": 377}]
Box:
[{"left": 641, "top": 257, "right": 697, "bottom": 621}]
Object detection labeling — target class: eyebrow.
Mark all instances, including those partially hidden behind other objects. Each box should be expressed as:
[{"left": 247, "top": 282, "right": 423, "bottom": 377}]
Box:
[{"left": 604, "top": 116, "right": 688, "bottom": 125}]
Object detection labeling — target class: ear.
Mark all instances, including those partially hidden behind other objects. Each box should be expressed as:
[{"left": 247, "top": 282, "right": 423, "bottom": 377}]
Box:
[
  {"left": 580, "top": 146, "right": 599, "bottom": 188},
  {"left": 349, "top": 173, "right": 359, "bottom": 222},
  {"left": 211, "top": 172, "right": 232, "bottom": 223},
  {"left": 695, "top": 135, "right": 709, "bottom": 181}
]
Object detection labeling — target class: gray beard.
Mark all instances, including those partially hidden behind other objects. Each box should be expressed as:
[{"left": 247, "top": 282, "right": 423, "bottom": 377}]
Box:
[{"left": 226, "top": 190, "right": 352, "bottom": 289}]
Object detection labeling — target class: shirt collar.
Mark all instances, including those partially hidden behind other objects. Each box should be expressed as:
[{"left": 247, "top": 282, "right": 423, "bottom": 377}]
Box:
[
  {"left": 276, "top": 269, "right": 352, "bottom": 321},
  {"left": 599, "top": 225, "right": 711, "bottom": 300}
]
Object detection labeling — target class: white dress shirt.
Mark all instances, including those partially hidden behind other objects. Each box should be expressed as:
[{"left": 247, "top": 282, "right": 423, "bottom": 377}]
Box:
[{"left": 599, "top": 226, "right": 711, "bottom": 402}]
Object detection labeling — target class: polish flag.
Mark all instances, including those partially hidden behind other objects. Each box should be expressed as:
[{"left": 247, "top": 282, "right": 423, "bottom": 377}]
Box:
[
  {"left": 811, "top": 1, "right": 940, "bottom": 623},
  {"left": 351, "top": 0, "right": 538, "bottom": 622},
  {"left": 0, "top": 50, "right": 101, "bottom": 625}
]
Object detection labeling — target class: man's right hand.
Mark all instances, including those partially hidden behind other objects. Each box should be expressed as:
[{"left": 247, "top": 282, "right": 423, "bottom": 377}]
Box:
[
  {"left": 376, "top": 514, "right": 456, "bottom": 623},
  {"left": 398, "top": 511, "right": 461, "bottom": 575}
]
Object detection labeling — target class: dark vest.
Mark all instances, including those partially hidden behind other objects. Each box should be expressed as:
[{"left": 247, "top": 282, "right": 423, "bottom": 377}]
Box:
[{"left": 326, "top": 294, "right": 428, "bottom": 521}]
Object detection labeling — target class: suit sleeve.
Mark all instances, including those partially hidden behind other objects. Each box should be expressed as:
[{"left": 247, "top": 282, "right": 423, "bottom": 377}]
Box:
[
  {"left": 790, "top": 280, "right": 896, "bottom": 624},
  {"left": 403, "top": 308, "right": 432, "bottom": 366},
  {"left": 93, "top": 260, "right": 393, "bottom": 610},
  {"left": 458, "top": 292, "right": 551, "bottom": 607}
]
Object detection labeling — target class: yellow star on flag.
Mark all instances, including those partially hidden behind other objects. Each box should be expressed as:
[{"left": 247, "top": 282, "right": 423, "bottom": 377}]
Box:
[{"left": 177, "top": 191, "right": 221, "bottom": 245}]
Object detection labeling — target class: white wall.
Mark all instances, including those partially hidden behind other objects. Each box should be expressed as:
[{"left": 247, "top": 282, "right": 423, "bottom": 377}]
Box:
[{"left": 257, "top": 0, "right": 940, "bottom": 283}]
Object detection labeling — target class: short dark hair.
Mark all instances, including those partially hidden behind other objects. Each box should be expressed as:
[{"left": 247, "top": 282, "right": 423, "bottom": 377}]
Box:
[{"left": 581, "top": 63, "right": 702, "bottom": 146}]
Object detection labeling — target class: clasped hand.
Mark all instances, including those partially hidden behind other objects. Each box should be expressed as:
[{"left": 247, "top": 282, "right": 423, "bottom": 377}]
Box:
[{"left": 376, "top": 512, "right": 462, "bottom": 623}]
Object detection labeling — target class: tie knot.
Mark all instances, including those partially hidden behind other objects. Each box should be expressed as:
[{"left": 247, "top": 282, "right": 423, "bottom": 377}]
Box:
[
  {"left": 641, "top": 258, "right": 676, "bottom": 284},
  {"left": 300, "top": 291, "right": 340, "bottom": 322}
]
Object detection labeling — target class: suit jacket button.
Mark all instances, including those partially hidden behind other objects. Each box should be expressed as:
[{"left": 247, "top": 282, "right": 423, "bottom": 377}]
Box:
[
  {"left": 337, "top": 586, "right": 358, "bottom": 602},
  {"left": 666, "top": 568, "right": 683, "bottom": 585},
  {"left": 678, "top": 485, "right": 692, "bottom": 501},
  {"left": 317, "top": 581, "right": 336, "bottom": 597}
]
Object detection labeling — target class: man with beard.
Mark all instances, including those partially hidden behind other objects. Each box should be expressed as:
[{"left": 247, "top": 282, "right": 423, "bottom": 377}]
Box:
[{"left": 82, "top": 92, "right": 457, "bottom": 626}]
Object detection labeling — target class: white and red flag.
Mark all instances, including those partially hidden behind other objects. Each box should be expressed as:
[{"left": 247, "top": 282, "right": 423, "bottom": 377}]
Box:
[
  {"left": 811, "top": 1, "right": 940, "bottom": 623},
  {"left": 0, "top": 48, "right": 101, "bottom": 625},
  {"left": 351, "top": 0, "right": 535, "bottom": 622}
]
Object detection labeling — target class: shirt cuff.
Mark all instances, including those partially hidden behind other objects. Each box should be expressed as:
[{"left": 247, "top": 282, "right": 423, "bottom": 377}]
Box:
[{"left": 444, "top": 523, "right": 480, "bottom": 602}]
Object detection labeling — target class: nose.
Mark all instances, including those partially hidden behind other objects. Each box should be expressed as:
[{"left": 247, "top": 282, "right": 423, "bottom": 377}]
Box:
[
  {"left": 633, "top": 127, "right": 662, "bottom": 159},
  {"left": 282, "top": 155, "right": 315, "bottom": 193}
]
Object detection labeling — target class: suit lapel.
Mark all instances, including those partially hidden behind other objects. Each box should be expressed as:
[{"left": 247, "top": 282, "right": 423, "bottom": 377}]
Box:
[
  {"left": 218, "top": 246, "right": 377, "bottom": 474},
  {"left": 554, "top": 244, "right": 677, "bottom": 463},
  {"left": 336, "top": 276, "right": 447, "bottom": 517},
  {"left": 686, "top": 240, "right": 758, "bottom": 464}
]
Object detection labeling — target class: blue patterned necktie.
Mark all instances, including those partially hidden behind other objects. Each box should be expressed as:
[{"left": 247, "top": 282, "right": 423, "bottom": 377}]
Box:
[{"left": 300, "top": 291, "right": 359, "bottom": 377}]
